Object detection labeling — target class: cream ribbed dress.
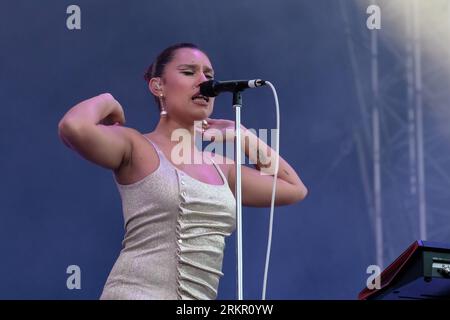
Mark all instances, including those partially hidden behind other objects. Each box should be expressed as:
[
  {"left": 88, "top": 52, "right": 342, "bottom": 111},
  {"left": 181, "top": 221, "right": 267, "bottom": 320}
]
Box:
[{"left": 100, "top": 136, "right": 236, "bottom": 300}]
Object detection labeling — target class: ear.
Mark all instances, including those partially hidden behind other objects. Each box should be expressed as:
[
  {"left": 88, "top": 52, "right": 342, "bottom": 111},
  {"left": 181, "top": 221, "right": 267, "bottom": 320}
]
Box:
[{"left": 149, "top": 77, "right": 163, "bottom": 97}]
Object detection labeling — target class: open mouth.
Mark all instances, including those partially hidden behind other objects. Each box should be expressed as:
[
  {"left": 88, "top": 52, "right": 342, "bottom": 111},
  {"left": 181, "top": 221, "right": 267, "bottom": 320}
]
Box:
[{"left": 192, "top": 93, "right": 210, "bottom": 103}]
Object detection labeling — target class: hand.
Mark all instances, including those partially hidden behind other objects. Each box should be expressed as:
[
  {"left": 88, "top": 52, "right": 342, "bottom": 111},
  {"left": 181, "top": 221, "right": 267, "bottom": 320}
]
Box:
[
  {"left": 98, "top": 94, "right": 126, "bottom": 126},
  {"left": 200, "top": 118, "right": 246, "bottom": 142}
]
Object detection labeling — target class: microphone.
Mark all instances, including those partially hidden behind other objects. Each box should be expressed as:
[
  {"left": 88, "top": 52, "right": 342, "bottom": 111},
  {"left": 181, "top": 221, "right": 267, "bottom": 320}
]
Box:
[{"left": 200, "top": 79, "right": 266, "bottom": 97}]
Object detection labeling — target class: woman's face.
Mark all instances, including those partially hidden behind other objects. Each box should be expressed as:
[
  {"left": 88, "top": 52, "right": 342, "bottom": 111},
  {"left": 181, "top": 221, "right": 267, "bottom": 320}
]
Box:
[{"left": 160, "top": 48, "right": 215, "bottom": 123}]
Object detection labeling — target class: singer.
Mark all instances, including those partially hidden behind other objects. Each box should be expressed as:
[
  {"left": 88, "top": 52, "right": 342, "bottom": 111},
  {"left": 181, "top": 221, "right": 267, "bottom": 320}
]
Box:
[{"left": 57, "top": 43, "right": 307, "bottom": 300}]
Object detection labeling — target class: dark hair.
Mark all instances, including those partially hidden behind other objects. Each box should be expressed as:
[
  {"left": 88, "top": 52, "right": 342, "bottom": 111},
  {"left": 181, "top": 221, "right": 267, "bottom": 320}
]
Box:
[{"left": 144, "top": 43, "right": 203, "bottom": 110}]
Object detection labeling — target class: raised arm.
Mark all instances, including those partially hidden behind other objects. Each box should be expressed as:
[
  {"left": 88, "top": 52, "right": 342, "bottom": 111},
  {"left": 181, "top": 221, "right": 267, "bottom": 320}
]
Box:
[
  {"left": 202, "top": 118, "right": 308, "bottom": 207},
  {"left": 229, "top": 128, "right": 308, "bottom": 207},
  {"left": 57, "top": 93, "right": 133, "bottom": 171}
]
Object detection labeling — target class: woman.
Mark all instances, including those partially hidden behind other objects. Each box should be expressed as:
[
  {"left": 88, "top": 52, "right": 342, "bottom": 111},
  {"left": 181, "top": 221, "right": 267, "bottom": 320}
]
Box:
[{"left": 58, "top": 43, "right": 307, "bottom": 300}]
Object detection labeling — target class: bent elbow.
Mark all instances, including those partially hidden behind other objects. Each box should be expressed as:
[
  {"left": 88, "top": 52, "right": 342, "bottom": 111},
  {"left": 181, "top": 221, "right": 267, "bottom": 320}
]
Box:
[
  {"left": 279, "top": 184, "right": 308, "bottom": 206},
  {"left": 295, "top": 185, "right": 308, "bottom": 203},
  {"left": 302, "top": 185, "right": 308, "bottom": 199}
]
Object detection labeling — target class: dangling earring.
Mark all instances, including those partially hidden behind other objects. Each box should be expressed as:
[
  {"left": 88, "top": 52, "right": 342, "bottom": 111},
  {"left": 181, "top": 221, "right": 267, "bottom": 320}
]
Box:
[{"left": 159, "top": 94, "right": 167, "bottom": 117}]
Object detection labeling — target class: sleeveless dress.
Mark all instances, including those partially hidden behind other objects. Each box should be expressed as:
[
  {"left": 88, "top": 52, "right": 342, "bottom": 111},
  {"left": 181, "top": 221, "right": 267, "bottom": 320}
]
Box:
[{"left": 100, "top": 136, "right": 236, "bottom": 300}]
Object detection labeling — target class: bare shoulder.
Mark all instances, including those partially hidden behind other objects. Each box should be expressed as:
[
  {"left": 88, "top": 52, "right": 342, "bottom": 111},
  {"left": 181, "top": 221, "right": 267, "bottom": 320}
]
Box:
[
  {"left": 113, "top": 128, "right": 161, "bottom": 185},
  {"left": 119, "top": 127, "right": 158, "bottom": 158},
  {"left": 113, "top": 126, "right": 142, "bottom": 159},
  {"left": 118, "top": 126, "right": 152, "bottom": 148},
  {"left": 117, "top": 125, "right": 142, "bottom": 139}
]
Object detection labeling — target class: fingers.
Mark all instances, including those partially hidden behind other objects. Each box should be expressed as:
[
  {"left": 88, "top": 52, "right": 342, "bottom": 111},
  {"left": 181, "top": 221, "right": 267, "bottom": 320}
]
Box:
[
  {"left": 202, "top": 119, "right": 209, "bottom": 130},
  {"left": 196, "top": 118, "right": 237, "bottom": 142},
  {"left": 203, "top": 127, "right": 227, "bottom": 142},
  {"left": 205, "top": 117, "right": 222, "bottom": 125},
  {"left": 202, "top": 130, "right": 218, "bottom": 142}
]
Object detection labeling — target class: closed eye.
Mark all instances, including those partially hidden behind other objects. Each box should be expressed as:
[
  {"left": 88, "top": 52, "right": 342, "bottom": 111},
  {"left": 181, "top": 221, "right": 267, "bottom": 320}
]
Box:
[{"left": 182, "top": 71, "right": 214, "bottom": 80}]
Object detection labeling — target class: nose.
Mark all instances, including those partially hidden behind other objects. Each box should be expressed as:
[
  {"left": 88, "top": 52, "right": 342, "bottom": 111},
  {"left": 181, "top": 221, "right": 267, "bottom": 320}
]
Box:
[{"left": 196, "top": 72, "right": 209, "bottom": 87}]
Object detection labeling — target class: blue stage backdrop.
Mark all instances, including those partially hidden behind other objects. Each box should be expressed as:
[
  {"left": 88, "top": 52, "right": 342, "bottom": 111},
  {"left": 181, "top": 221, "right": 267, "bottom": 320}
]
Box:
[{"left": 2, "top": 0, "right": 450, "bottom": 299}]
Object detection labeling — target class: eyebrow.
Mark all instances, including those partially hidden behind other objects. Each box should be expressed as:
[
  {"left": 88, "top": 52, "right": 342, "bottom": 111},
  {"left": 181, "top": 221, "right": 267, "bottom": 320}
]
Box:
[{"left": 177, "top": 64, "right": 214, "bottom": 74}]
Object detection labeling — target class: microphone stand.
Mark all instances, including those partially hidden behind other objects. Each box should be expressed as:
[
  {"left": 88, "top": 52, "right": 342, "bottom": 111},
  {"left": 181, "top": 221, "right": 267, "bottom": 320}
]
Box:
[
  {"left": 200, "top": 79, "right": 267, "bottom": 300},
  {"left": 233, "top": 91, "right": 244, "bottom": 300}
]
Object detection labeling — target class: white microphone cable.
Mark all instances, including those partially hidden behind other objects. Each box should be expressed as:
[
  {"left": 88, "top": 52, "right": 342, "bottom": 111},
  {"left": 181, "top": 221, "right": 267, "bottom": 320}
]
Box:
[{"left": 261, "top": 81, "right": 280, "bottom": 300}]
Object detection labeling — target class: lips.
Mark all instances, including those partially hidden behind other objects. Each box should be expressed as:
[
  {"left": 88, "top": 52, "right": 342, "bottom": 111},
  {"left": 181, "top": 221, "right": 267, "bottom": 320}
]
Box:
[{"left": 192, "top": 92, "right": 210, "bottom": 103}]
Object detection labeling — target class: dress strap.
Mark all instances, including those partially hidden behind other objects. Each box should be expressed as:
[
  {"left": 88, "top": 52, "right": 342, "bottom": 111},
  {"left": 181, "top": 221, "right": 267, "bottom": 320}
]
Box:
[
  {"left": 142, "top": 135, "right": 163, "bottom": 155},
  {"left": 208, "top": 156, "right": 228, "bottom": 185},
  {"left": 143, "top": 135, "right": 228, "bottom": 185}
]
